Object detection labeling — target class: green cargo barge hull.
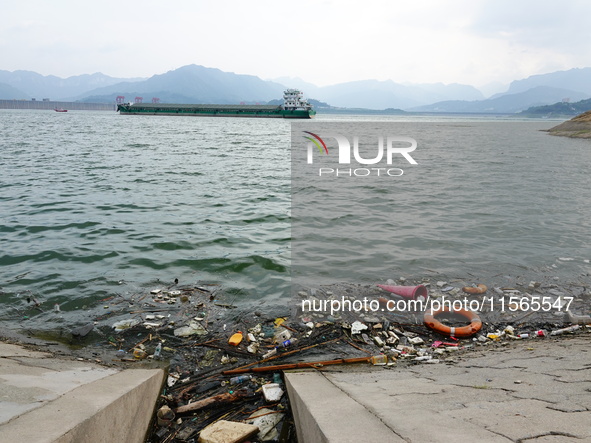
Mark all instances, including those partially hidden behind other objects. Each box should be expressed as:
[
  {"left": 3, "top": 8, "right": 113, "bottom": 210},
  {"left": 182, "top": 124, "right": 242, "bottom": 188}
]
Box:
[{"left": 116, "top": 103, "right": 315, "bottom": 119}]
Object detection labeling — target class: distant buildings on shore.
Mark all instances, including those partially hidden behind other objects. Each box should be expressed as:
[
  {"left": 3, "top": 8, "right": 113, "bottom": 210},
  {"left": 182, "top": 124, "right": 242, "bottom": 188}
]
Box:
[{"left": 0, "top": 99, "right": 115, "bottom": 111}]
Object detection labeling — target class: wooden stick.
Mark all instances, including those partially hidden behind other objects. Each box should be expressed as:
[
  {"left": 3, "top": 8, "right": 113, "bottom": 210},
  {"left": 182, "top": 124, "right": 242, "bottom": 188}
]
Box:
[
  {"left": 127, "top": 335, "right": 152, "bottom": 352},
  {"left": 181, "top": 338, "right": 220, "bottom": 347},
  {"left": 271, "top": 337, "right": 341, "bottom": 361},
  {"left": 223, "top": 337, "right": 342, "bottom": 374},
  {"left": 247, "top": 410, "right": 283, "bottom": 420},
  {"left": 250, "top": 404, "right": 279, "bottom": 414},
  {"left": 345, "top": 340, "right": 372, "bottom": 354},
  {"left": 281, "top": 324, "right": 298, "bottom": 333},
  {"left": 222, "top": 356, "right": 370, "bottom": 375},
  {"left": 175, "top": 391, "right": 247, "bottom": 414}
]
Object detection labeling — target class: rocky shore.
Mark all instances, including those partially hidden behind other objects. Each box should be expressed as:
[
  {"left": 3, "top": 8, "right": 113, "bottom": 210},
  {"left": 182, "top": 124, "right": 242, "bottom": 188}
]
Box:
[{"left": 547, "top": 110, "right": 591, "bottom": 138}]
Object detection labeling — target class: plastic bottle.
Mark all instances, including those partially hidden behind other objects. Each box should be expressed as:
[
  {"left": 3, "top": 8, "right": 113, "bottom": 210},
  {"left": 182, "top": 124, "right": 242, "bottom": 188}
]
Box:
[
  {"left": 229, "top": 375, "right": 252, "bottom": 385},
  {"left": 370, "top": 354, "right": 388, "bottom": 365},
  {"left": 534, "top": 329, "right": 547, "bottom": 337},
  {"left": 550, "top": 325, "right": 580, "bottom": 336},
  {"left": 228, "top": 331, "right": 243, "bottom": 346},
  {"left": 278, "top": 338, "right": 297, "bottom": 348},
  {"left": 263, "top": 348, "right": 277, "bottom": 359},
  {"left": 153, "top": 342, "right": 162, "bottom": 358},
  {"left": 274, "top": 328, "right": 291, "bottom": 343}
]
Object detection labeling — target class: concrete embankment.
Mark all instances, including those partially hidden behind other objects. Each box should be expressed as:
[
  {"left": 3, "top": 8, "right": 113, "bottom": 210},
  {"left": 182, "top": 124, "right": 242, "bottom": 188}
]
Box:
[
  {"left": 285, "top": 335, "right": 591, "bottom": 443},
  {"left": 0, "top": 341, "right": 164, "bottom": 443},
  {"left": 2, "top": 328, "right": 589, "bottom": 442}
]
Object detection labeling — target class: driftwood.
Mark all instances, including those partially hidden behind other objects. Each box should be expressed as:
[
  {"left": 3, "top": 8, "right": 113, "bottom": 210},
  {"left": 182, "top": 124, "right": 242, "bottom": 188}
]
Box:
[
  {"left": 175, "top": 390, "right": 249, "bottom": 414},
  {"left": 220, "top": 337, "right": 343, "bottom": 375},
  {"left": 222, "top": 356, "right": 371, "bottom": 375}
]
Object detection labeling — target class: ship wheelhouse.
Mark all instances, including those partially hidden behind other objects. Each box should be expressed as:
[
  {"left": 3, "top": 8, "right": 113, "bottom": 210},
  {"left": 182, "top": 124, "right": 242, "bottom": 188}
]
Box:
[{"left": 282, "top": 89, "right": 312, "bottom": 111}]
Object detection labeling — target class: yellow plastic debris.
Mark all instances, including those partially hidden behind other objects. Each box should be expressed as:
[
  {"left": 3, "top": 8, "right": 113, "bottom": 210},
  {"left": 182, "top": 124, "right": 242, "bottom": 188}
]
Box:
[{"left": 228, "top": 331, "right": 243, "bottom": 346}]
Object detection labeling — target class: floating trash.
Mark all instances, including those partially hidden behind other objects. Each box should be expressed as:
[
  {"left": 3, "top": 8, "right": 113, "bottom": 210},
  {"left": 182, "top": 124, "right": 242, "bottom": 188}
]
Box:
[
  {"left": 112, "top": 318, "right": 140, "bottom": 332},
  {"left": 228, "top": 330, "right": 244, "bottom": 346},
  {"left": 63, "top": 278, "right": 587, "bottom": 443},
  {"left": 262, "top": 383, "right": 284, "bottom": 402},
  {"left": 173, "top": 321, "right": 207, "bottom": 337}
]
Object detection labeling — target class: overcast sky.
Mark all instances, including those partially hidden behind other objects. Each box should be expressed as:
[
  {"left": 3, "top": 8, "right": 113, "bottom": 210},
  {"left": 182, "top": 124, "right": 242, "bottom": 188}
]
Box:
[{"left": 3, "top": 0, "right": 591, "bottom": 92}]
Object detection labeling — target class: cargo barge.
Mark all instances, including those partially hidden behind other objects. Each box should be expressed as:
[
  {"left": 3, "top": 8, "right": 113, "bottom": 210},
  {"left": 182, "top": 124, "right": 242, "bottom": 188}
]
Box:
[{"left": 116, "top": 89, "right": 316, "bottom": 119}]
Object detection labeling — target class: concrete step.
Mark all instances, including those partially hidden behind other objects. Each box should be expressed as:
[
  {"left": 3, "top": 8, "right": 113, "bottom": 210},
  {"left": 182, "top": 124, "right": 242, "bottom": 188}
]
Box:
[
  {"left": 284, "top": 370, "right": 405, "bottom": 442},
  {"left": 0, "top": 342, "right": 165, "bottom": 443}
]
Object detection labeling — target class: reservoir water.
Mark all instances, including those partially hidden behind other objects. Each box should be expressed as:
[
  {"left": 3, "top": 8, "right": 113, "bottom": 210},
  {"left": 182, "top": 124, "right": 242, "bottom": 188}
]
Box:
[{"left": 1, "top": 110, "right": 590, "bottom": 333}]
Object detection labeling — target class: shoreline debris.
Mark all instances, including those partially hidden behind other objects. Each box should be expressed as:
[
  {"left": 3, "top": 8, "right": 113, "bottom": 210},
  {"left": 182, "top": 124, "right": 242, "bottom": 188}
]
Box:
[{"left": 44, "top": 278, "right": 588, "bottom": 443}]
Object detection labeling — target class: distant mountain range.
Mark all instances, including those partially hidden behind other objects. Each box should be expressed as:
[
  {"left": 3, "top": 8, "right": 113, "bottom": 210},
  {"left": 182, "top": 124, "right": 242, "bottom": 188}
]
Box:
[
  {"left": 270, "top": 77, "right": 484, "bottom": 109},
  {"left": 1, "top": 65, "right": 591, "bottom": 114},
  {"left": 410, "top": 86, "right": 590, "bottom": 114},
  {"left": 0, "top": 70, "right": 144, "bottom": 101}
]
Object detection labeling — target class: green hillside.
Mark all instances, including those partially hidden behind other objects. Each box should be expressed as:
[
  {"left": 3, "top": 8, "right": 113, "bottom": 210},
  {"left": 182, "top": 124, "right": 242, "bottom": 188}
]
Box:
[{"left": 521, "top": 98, "right": 591, "bottom": 117}]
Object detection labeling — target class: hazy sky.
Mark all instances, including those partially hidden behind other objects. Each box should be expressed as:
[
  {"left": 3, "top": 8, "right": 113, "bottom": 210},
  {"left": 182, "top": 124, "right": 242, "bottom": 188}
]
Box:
[{"left": 3, "top": 0, "right": 591, "bottom": 90}]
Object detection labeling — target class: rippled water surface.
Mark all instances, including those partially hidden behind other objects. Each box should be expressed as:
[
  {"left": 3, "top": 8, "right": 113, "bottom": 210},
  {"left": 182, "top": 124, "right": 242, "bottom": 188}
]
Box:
[
  {"left": 1, "top": 110, "right": 590, "bottom": 332},
  {"left": 291, "top": 118, "right": 591, "bottom": 291},
  {"left": 1, "top": 110, "right": 291, "bottom": 330}
]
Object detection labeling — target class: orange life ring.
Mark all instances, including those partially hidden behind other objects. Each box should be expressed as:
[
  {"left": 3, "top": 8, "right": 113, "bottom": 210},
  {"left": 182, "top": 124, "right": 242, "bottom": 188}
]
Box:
[
  {"left": 462, "top": 283, "right": 487, "bottom": 294},
  {"left": 423, "top": 307, "right": 482, "bottom": 338}
]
